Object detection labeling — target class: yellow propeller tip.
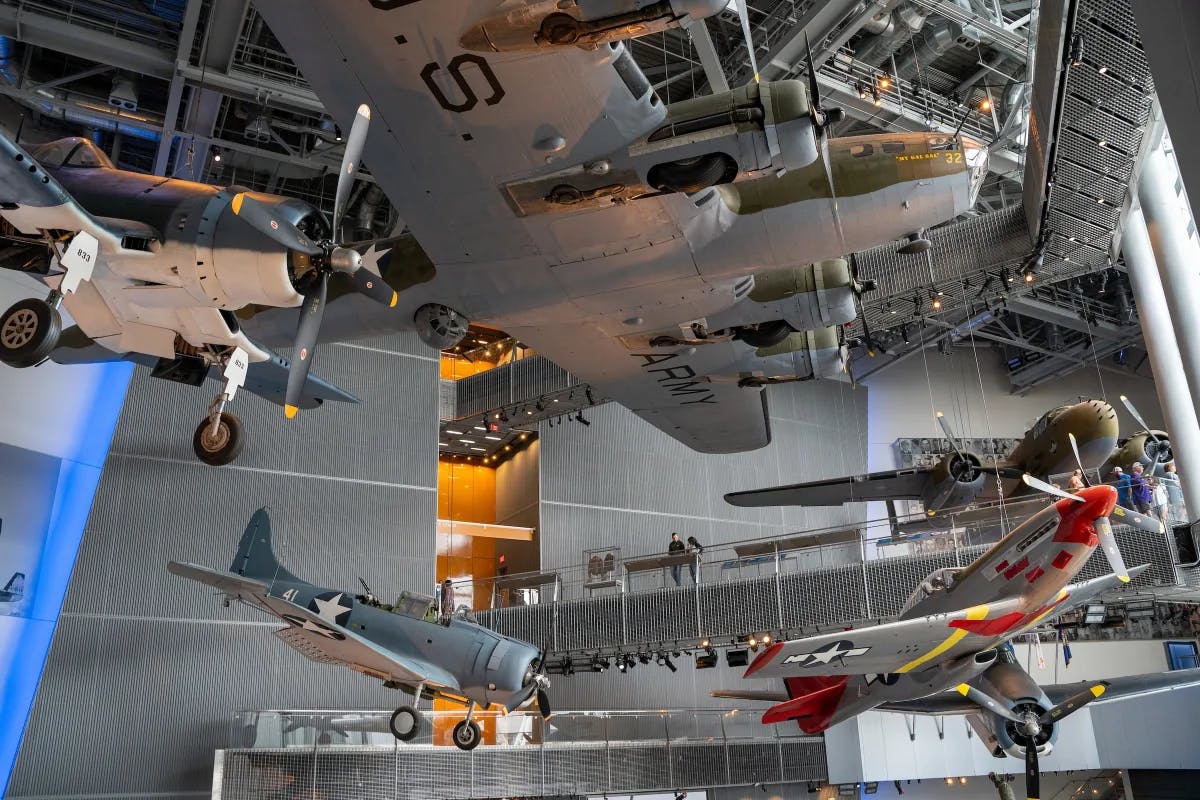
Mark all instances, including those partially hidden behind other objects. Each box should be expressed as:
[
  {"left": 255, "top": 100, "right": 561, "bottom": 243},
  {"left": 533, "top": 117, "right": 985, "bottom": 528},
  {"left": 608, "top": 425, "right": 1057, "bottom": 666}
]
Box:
[
  {"left": 955, "top": 683, "right": 970, "bottom": 696},
  {"left": 1119, "top": 575, "right": 1130, "bottom": 583},
  {"left": 231, "top": 193, "right": 245, "bottom": 214},
  {"left": 1090, "top": 685, "right": 1106, "bottom": 697},
  {"left": 284, "top": 405, "right": 299, "bottom": 419},
  {"left": 389, "top": 292, "right": 398, "bottom": 308}
]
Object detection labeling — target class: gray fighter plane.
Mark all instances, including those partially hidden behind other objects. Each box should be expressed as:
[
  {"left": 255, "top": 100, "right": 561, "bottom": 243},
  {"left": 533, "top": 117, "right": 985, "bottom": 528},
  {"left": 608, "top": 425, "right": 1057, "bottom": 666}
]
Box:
[
  {"left": 0, "top": 571, "right": 24, "bottom": 603},
  {"left": 168, "top": 508, "right": 551, "bottom": 750},
  {"left": 0, "top": 1, "right": 987, "bottom": 462}
]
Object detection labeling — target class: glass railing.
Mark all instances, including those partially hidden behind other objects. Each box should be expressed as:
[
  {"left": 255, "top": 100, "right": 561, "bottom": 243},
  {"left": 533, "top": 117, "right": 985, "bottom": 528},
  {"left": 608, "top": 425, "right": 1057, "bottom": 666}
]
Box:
[{"left": 228, "top": 707, "right": 817, "bottom": 750}]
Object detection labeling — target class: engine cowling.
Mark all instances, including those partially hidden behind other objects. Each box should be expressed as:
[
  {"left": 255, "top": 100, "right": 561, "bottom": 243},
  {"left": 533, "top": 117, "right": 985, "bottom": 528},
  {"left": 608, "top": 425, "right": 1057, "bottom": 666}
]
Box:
[
  {"left": 921, "top": 451, "right": 987, "bottom": 512},
  {"left": 710, "top": 259, "right": 857, "bottom": 336},
  {"left": 725, "top": 326, "right": 845, "bottom": 386}
]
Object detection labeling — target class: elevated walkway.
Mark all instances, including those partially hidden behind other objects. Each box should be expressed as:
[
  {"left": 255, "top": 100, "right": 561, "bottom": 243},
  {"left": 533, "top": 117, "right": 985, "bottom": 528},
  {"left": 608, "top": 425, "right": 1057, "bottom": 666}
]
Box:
[
  {"left": 474, "top": 523, "right": 1181, "bottom": 657},
  {"left": 214, "top": 709, "right": 825, "bottom": 800}
]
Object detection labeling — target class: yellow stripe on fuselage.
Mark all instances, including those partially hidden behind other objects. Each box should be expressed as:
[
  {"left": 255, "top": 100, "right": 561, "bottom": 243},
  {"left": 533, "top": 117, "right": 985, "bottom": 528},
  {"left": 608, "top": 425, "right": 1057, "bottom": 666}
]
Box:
[{"left": 896, "top": 605, "right": 989, "bottom": 674}]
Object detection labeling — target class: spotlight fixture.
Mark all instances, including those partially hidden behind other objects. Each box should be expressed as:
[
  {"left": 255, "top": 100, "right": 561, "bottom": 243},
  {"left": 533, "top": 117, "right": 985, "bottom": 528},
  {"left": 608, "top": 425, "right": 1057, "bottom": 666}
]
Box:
[
  {"left": 1023, "top": 269, "right": 1036, "bottom": 284},
  {"left": 931, "top": 296, "right": 943, "bottom": 311},
  {"left": 1070, "top": 32, "right": 1084, "bottom": 66},
  {"left": 978, "top": 97, "right": 992, "bottom": 113},
  {"left": 856, "top": 82, "right": 868, "bottom": 100},
  {"left": 592, "top": 655, "right": 609, "bottom": 672},
  {"left": 760, "top": 633, "right": 772, "bottom": 644},
  {"left": 535, "top": 398, "right": 545, "bottom": 412},
  {"left": 871, "top": 86, "right": 882, "bottom": 107},
  {"left": 877, "top": 73, "right": 891, "bottom": 90},
  {"left": 700, "top": 638, "right": 710, "bottom": 648},
  {"left": 497, "top": 409, "right": 509, "bottom": 422},
  {"left": 585, "top": 387, "right": 596, "bottom": 405},
  {"left": 726, "top": 649, "right": 749, "bottom": 668},
  {"left": 576, "top": 410, "right": 590, "bottom": 426},
  {"left": 212, "top": 150, "right": 222, "bottom": 162},
  {"left": 695, "top": 651, "right": 717, "bottom": 669},
  {"left": 638, "top": 652, "right": 651, "bottom": 665},
  {"left": 333, "top": 123, "right": 343, "bottom": 142},
  {"left": 617, "top": 654, "right": 628, "bottom": 672}
]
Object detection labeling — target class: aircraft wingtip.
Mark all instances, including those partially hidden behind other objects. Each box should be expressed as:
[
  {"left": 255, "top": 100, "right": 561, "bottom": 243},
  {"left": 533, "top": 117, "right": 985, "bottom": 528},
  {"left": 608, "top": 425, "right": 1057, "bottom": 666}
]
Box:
[{"left": 284, "top": 404, "right": 299, "bottom": 419}]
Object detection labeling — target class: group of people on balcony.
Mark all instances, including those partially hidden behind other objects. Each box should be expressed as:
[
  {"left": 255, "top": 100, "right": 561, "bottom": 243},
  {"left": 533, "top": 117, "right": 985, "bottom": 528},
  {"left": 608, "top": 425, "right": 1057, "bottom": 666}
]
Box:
[
  {"left": 667, "top": 532, "right": 704, "bottom": 586},
  {"left": 1067, "top": 462, "right": 1185, "bottom": 523}
]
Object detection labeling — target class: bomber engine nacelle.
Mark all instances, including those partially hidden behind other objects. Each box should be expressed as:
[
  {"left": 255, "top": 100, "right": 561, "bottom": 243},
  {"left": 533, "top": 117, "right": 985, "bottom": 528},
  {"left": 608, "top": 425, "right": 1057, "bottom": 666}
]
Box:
[
  {"left": 707, "top": 259, "right": 857, "bottom": 348},
  {"left": 726, "top": 326, "right": 846, "bottom": 387},
  {"left": 1102, "top": 430, "right": 1172, "bottom": 476},
  {"left": 461, "top": 0, "right": 728, "bottom": 52},
  {"left": 921, "top": 451, "right": 988, "bottom": 513}
]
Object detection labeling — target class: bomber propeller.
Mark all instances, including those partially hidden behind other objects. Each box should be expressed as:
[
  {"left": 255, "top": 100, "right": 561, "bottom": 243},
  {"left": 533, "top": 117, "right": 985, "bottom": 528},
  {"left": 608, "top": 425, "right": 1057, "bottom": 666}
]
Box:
[{"left": 230, "top": 103, "right": 398, "bottom": 418}]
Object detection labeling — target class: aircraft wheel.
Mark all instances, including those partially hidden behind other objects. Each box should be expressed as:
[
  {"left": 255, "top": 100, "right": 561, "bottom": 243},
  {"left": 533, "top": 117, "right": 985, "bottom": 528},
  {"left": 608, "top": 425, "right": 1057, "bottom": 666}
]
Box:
[
  {"left": 648, "top": 153, "right": 736, "bottom": 194},
  {"left": 736, "top": 320, "right": 792, "bottom": 349},
  {"left": 193, "top": 412, "right": 245, "bottom": 466},
  {"left": 389, "top": 705, "right": 422, "bottom": 742},
  {"left": 0, "top": 298, "right": 61, "bottom": 368},
  {"left": 452, "top": 719, "right": 482, "bottom": 751}
]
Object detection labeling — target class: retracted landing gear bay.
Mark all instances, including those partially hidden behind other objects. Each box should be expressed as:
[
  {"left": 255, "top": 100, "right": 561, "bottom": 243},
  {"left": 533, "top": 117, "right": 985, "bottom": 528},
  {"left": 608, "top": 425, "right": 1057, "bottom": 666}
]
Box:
[
  {"left": 0, "top": 231, "right": 97, "bottom": 368},
  {"left": 193, "top": 346, "right": 249, "bottom": 466}
]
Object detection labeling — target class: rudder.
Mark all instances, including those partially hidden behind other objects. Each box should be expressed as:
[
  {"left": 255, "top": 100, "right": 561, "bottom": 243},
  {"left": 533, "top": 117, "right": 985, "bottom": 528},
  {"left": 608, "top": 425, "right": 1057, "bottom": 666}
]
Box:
[{"left": 230, "top": 508, "right": 301, "bottom": 584}]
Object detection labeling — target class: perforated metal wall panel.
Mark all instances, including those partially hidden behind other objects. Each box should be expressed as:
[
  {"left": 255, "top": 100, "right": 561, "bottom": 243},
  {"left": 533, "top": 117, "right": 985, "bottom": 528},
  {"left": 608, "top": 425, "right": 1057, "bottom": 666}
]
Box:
[
  {"left": 9, "top": 333, "right": 439, "bottom": 800},
  {"left": 217, "top": 738, "right": 827, "bottom": 800}
]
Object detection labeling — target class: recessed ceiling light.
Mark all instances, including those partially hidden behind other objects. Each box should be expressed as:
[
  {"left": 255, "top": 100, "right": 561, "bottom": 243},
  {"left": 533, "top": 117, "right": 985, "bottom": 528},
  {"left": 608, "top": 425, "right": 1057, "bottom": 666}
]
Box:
[
  {"left": 485, "top": 435, "right": 502, "bottom": 441},
  {"left": 470, "top": 447, "right": 486, "bottom": 452},
  {"left": 445, "top": 429, "right": 464, "bottom": 435},
  {"left": 438, "top": 442, "right": 447, "bottom": 447},
  {"left": 1098, "top": 65, "right": 1108, "bottom": 74},
  {"left": 459, "top": 438, "right": 476, "bottom": 444}
]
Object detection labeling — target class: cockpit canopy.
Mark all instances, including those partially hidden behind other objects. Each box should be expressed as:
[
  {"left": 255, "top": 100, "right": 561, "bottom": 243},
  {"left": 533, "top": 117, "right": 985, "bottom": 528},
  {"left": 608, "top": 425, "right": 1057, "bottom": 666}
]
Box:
[
  {"left": 901, "top": 566, "right": 961, "bottom": 615},
  {"left": 28, "top": 138, "right": 114, "bottom": 169}
]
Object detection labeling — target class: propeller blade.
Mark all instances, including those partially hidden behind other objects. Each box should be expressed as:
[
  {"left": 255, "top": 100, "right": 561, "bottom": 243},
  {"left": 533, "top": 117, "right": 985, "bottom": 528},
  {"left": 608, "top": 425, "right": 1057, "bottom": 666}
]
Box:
[
  {"left": 1025, "top": 739, "right": 1040, "bottom": 800},
  {"left": 1039, "top": 682, "right": 1109, "bottom": 725},
  {"left": 1067, "top": 432, "right": 1092, "bottom": 487},
  {"left": 231, "top": 192, "right": 323, "bottom": 256},
  {"left": 1022, "top": 473, "right": 1085, "bottom": 502},
  {"left": 734, "top": 0, "right": 760, "bottom": 84},
  {"left": 284, "top": 272, "right": 329, "bottom": 418},
  {"left": 1111, "top": 504, "right": 1166, "bottom": 533},
  {"left": 936, "top": 412, "right": 966, "bottom": 461},
  {"left": 954, "top": 683, "right": 1024, "bottom": 724},
  {"left": 332, "top": 104, "right": 371, "bottom": 242},
  {"left": 536, "top": 687, "right": 551, "bottom": 720},
  {"left": 339, "top": 255, "right": 398, "bottom": 306},
  {"left": 1093, "top": 516, "right": 1130, "bottom": 583},
  {"left": 803, "top": 32, "right": 822, "bottom": 119},
  {"left": 1120, "top": 395, "right": 1161, "bottom": 443}
]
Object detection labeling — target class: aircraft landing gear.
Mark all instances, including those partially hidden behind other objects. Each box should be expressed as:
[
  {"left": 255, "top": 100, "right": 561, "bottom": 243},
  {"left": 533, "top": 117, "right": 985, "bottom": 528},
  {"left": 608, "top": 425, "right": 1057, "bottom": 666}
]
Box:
[
  {"left": 389, "top": 681, "right": 425, "bottom": 742},
  {"left": 452, "top": 701, "right": 482, "bottom": 751},
  {"left": 193, "top": 347, "right": 249, "bottom": 466},
  {"left": 0, "top": 295, "right": 61, "bottom": 368}
]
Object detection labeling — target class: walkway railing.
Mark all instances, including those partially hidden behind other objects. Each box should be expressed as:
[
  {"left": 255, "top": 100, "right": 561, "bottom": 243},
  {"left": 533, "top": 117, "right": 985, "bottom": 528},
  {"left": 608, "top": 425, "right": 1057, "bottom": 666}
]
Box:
[{"left": 216, "top": 708, "right": 826, "bottom": 800}]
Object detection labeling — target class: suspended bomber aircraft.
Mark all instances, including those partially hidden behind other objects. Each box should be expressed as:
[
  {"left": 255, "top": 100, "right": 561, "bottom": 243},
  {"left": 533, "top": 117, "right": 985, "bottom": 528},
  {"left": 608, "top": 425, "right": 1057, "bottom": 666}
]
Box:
[
  {"left": 168, "top": 508, "right": 551, "bottom": 751},
  {"left": 726, "top": 401, "right": 1120, "bottom": 515},
  {"left": 715, "top": 447, "right": 1172, "bottom": 800},
  {"left": 0, "top": 0, "right": 988, "bottom": 462}
]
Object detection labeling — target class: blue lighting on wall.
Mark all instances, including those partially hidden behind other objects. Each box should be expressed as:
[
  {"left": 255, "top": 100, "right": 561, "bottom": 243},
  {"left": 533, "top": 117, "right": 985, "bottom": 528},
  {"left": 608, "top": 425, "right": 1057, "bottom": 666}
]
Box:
[{"left": 0, "top": 359, "right": 132, "bottom": 796}]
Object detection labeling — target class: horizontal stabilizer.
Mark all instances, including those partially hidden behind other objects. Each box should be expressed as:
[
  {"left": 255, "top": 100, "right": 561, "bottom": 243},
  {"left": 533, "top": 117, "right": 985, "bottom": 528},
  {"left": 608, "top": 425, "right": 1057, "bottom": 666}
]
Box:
[
  {"left": 711, "top": 689, "right": 789, "bottom": 703},
  {"left": 762, "top": 677, "right": 849, "bottom": 732}
]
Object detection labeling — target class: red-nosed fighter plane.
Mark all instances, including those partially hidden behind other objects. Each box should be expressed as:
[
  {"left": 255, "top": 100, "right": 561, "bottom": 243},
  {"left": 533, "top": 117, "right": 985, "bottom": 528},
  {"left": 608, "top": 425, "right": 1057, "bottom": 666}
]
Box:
[{"left": 716, "top": 463, "right": 1175, "bottom": 799}]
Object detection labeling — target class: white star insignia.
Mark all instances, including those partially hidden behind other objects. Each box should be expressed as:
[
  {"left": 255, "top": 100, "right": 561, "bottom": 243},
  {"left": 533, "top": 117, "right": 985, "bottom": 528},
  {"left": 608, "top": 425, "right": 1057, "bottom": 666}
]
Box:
[{"left": 312, "top": 592, "right": 350, "bottom": 626}]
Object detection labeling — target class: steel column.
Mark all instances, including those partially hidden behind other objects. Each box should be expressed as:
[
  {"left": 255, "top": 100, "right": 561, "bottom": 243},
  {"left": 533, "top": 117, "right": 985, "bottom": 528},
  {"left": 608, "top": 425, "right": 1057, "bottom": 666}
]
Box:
[{"left": 1122, "top": 204, "right": 1200, "bottom": 520}]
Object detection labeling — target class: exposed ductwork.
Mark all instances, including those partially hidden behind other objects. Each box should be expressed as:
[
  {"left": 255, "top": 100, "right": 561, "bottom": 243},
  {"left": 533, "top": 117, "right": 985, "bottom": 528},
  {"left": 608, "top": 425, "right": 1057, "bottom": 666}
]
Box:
[
  {"left": 854, "top": 3, "right": 928, "bottom": 67},
  {"left": 894, "top": 17, "right": 963, "bottom": 77}
]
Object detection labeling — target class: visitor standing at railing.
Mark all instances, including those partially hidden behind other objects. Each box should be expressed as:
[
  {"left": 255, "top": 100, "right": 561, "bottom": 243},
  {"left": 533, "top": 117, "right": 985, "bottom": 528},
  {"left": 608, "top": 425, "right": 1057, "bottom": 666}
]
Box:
[
  {"left": 1112, "top": 466, "right": 1131, "bottom": 508},
  {"left": 686, "top": 536, "right": 704, "bottom": 584},
  {"left": 1130, "top": 462, "right": 1153, "bottom": 514},
  {"left": 668, "top": 532, "right": 686, "bottom": 585},
  {"left": 1068, "top": 469, "right": 1086, "bottom": 491},
  {"left": 1153, "top": 476, "right": 1170, "bottom": 525},
  {"left": 1162, "top": 462, "right": 1185, "bottom": 520}
]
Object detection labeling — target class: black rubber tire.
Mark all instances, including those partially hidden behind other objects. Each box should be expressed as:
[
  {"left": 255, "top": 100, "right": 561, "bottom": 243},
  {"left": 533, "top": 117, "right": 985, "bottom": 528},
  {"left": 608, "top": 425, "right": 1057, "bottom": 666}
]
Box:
[
  {"left": 390, "top": 706, "right": 422, "bottom": 742},
  {"left": 192, "top": 412, "right": 245, "bottom": 466},
  {"left": 0, "top": 298, "right": 61, "bottom": 368},
  {"left": 452, "top": 719, "right": 482, "bottom": 751},
  {"left": 648, "top": 153, "right": 736, "bottom": 194},
  {"left": 736, "top": 320, "right": 792, "bottom": 349}
]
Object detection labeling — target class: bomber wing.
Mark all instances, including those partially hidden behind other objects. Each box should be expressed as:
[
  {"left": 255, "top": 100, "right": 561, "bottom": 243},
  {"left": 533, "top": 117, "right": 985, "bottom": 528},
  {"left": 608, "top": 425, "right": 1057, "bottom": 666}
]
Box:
[
  {"left": 725, "top": 467, "right": 934, "bottom": 506},
  {"left": 515, "top": 324, "right": 771, "bottom": 453}
]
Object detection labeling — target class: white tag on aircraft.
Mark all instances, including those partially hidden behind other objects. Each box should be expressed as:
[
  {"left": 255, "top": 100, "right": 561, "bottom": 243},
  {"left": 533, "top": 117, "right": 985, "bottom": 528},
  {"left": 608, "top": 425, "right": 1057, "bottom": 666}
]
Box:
[
  {"left": 58, "top": 231, "right": 98, "bottom": 295},
  {"left": 222, "top": 346, "right": 249, "bottom": 400}
]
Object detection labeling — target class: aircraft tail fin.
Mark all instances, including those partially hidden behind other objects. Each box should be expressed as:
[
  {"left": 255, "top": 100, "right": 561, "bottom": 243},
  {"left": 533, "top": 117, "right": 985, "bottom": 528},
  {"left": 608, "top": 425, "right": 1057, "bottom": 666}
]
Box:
[
  {"left": 1, "top": 571, "right": 25, "bottom": 600},
  {"left": 763, "top": 676, "right": 850, "bottom": 732},
  {"left": 230, "top": 508, "right": 302, "bottom": 584}
]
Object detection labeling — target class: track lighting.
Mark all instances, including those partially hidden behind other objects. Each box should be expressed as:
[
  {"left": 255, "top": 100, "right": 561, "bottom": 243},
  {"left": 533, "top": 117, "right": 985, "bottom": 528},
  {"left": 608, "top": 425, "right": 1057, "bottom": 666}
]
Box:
[{"left": 576, "top": 410, "right": 590, "bottom": 426}]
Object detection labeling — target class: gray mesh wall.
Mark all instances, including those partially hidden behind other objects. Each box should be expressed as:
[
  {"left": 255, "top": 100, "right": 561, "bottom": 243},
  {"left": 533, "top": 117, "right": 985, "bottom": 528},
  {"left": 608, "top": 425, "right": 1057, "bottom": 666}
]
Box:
[
  {"left": 217, "top": 738, "right": 827, "bottom": 800},
  {"left": 8, "top": 333, "right": 439, "bottom": 800}
]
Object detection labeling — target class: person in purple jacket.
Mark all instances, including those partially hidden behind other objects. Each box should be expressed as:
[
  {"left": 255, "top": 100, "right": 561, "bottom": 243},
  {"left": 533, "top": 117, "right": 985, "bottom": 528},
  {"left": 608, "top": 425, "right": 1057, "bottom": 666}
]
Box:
[{"left": 1130, "top": 462, "right": 1154, "bottom": 513}]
